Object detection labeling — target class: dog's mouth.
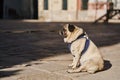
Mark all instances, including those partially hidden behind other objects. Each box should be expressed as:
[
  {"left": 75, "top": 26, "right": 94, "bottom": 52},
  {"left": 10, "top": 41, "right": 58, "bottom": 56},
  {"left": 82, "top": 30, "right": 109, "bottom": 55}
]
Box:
[{"left": 59, "top": 30, "right": 67, "bottom": 38}]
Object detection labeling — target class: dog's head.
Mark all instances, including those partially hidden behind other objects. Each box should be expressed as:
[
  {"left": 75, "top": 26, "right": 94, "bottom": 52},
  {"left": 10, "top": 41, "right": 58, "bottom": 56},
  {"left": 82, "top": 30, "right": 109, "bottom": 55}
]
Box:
[{"left": 59, "top": 24, "right": 84, "bottom": 43}]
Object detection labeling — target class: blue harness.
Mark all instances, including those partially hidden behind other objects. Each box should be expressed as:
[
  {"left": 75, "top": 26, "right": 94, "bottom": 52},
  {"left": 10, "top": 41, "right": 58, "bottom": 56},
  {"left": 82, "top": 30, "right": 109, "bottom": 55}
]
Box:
[{"left": 68, "top": 33, "right": 90, "bottom": 56}]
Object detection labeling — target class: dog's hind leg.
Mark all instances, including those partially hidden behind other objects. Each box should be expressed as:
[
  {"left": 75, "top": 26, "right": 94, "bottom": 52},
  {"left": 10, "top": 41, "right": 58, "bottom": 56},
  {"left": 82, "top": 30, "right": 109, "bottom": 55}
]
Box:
[
  {"left": 67, "top": 65, "right": 86, "bottom": 73},
  {"left": 67, "top": 60, "right": 99, "bottom": 73},
  {"left": 85, "top": 60, "right": 99, "bottom": 74},
  {"left": 87, "top": 66, "right": 98, "bottom": 74}
]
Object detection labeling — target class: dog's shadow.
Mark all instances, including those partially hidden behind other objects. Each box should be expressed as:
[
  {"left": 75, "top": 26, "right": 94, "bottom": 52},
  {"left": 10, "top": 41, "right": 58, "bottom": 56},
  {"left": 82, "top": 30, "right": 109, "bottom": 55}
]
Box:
[{"left": 103, "top": 60, "right": 112, "bottom": 71}]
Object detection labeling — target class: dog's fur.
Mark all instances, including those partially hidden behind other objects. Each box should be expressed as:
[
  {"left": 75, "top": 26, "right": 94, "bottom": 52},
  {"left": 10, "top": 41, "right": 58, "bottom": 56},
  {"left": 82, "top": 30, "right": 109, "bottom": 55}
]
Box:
[{"left": 59, "top": 24, "right": 104, "bottom": 73}]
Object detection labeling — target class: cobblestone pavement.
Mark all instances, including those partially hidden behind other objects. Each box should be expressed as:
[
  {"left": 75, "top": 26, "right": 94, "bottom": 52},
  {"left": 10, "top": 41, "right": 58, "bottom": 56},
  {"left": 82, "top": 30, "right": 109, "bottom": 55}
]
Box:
[{"left": 0, "top": 20, "right": 120, "bottom": 80}]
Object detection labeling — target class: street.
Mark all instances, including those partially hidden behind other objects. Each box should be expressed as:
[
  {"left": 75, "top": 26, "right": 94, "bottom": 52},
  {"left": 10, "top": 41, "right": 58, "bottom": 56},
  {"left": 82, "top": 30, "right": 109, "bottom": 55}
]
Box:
[{"left": 0, "top": 20, "right": 120, "bottom": 80}]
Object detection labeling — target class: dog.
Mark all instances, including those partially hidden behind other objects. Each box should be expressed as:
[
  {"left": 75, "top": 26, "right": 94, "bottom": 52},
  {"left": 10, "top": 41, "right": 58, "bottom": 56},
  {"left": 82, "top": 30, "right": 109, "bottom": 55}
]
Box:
[{"left": 59, "top": 24, "right": 104, "bottom": 73}]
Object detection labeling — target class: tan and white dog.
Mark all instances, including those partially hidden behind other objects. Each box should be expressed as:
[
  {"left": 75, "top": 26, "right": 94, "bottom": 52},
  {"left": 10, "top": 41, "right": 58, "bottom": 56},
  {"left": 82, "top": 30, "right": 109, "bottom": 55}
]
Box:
[{"left": 59, "top": 24, "right": 104, "bottom": 73}]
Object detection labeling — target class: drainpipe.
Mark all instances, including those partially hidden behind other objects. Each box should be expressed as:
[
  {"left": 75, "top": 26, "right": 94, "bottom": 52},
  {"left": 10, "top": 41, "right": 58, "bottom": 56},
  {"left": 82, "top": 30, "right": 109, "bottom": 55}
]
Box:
[
  {"left": 76, "top": 0, "right": 78, "bottom": 20},
  {"left": 95, "top": 0, "right": 98, "bottom": 20},
  {"left": 76, "top": 0, "right": 81, "bottom": 20}
]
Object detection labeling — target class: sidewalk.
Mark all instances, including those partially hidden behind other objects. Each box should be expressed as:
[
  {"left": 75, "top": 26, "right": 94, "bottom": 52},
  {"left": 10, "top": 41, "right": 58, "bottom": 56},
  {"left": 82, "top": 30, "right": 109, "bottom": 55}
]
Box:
[{"left": 0, "top": 20, "right": 120, "bottom": 80}]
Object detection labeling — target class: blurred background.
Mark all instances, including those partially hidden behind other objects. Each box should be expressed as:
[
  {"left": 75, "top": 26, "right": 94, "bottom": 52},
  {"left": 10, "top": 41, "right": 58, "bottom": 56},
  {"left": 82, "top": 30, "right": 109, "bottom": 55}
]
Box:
[
  {"left": 0, "top": 1, "right": 120, "bottom": 80},
  {"left": 0, "top": 0, "right": 120, "bottom": 22}
]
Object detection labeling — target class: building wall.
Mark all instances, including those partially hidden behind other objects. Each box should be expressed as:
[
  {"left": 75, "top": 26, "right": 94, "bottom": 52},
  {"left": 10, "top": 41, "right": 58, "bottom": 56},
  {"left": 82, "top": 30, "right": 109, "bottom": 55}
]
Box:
[
  {"left": 49, "top": 0, "right": 62, "bottom": 11},
  {"left": 88, "top": 0, "right": 120, "bottom": 20},
  {"left": 68, "top": 0, "right": 77, "bottom": 11},
  {"left": 112, "top": 0, "right": 120, "bottom": 9},
  {"left": 38, "top": 0, "right": 78, "bottom": 21},
  {"left": 38, "top": 0, "right": 98, "bottom": 22},
  {"left": 3, "top": 0, "right": 119, "bottom": 21},
  {"left": 38, "top": 0, "right": 120, "bottom": 22},
  {"left": 88, "top": 0, "right": 107, "bottom": 19}
]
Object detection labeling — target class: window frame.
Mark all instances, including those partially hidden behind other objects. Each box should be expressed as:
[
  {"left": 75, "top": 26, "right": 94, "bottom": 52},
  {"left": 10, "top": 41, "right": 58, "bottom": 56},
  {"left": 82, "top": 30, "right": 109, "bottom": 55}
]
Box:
[
  {"left": 62, "top": 0, "right": 68, "bottom": 10},
  {"left": 44, "top": 0, "right": 48, "bottom": 10}
]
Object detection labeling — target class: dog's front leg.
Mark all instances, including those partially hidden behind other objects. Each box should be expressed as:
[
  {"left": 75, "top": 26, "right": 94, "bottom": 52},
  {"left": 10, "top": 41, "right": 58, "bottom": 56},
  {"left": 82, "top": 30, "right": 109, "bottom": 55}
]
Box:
[
  {"left": 68, "top": 55, "right": 75, "bottom": 67},
  {"left": 72, "top": 54, "right": 80, "bottom": 69}
]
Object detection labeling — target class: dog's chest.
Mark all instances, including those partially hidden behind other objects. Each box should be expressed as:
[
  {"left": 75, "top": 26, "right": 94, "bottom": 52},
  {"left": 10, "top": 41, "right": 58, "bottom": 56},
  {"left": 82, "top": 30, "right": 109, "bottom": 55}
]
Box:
[
  {"left": 68, "top": 40, "right": 81, "bottom": 55},
  {"left": 68, "top": 38, "right": 91, "bottom": 61}
]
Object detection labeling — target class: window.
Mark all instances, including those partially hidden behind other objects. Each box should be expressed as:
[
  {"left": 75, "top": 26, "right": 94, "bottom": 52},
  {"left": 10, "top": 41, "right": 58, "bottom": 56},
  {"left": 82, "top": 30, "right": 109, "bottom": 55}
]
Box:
[
  {"left": 82, "top": 0, "right": 88, "bottom": 10},
  {"left": 44, "top": 0, "right": 48, "bottom": 10},
  {"left": 62, "top": 0, "right": 67, "bottom": 10}
]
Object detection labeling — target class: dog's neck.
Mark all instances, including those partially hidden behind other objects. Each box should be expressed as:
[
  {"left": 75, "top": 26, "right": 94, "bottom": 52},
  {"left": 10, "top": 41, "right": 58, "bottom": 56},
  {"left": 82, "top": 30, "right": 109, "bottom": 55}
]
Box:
[
  {"left": 64, "top": 30, "right": 86, "bottom": 43},
  {"left": 70, "top": 32, "right": 86, "bottom": 44},
  {"left": 64, "top": 29, "right": 81, "bottom": 43},
  {"left": 76, "top": 32, "right": 86, "bottom": 40}
]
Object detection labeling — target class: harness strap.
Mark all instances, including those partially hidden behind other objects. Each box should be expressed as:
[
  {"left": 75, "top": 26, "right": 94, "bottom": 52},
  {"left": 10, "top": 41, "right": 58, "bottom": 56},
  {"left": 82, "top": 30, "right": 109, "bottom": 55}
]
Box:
[
  {"left": 81, "top": 37, "right": 90, "bottom": 55},
  {"left": 68, "top": 33, "right": 90, "bottom": 56}
]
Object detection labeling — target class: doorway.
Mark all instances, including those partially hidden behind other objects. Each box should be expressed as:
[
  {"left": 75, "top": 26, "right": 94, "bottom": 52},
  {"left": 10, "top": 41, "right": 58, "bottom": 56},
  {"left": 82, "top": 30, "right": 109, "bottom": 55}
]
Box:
[
  {"left": 33, "top": 0, "right": 38, "bottom": 19},
  {"left": 0, "top": 0, "right": 4, "bottom": 19}
]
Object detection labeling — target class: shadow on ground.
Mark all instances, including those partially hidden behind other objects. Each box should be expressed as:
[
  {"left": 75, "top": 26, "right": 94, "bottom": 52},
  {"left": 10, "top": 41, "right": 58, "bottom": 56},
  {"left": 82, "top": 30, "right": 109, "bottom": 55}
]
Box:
[
  {"left": 103, "top": 60, "right": 112, "bottom": 71},
  {"left": 0, "top": 70, "right": 22, "bottom": 78},
  {"left": 0, "top": 21, "right": 119, "bottom": 77}
]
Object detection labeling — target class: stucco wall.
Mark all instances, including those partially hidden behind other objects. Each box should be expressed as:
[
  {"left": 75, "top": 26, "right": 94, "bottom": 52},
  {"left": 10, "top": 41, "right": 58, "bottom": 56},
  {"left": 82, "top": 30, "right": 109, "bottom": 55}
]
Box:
[{"left": 38, "top": 0, "right": 78, "bottom": 21}]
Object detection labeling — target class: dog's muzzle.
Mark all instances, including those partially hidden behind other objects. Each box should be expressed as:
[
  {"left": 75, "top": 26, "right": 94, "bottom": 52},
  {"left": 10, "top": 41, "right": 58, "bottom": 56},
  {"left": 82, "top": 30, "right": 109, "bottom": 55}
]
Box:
[{"left": 59, "top": 30, "right": 67, "bottom": 38}]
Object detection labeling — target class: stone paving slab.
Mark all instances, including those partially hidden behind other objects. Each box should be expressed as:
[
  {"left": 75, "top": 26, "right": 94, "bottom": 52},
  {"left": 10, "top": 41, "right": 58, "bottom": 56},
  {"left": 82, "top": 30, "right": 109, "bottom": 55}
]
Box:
[{"left": 1, "top": 43, "right": 120, "bottom": 80}]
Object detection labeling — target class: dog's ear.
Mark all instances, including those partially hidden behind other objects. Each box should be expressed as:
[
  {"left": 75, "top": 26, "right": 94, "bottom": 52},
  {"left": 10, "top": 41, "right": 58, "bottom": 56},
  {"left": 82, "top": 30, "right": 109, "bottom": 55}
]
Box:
[{"left": 68, "top": 24, "right": 75, "bottom": 32}]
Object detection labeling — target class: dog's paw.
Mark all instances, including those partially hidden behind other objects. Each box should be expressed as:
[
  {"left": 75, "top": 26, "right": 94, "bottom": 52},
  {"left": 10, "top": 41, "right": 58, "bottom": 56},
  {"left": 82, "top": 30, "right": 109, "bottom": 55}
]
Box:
[
  {"left": 67, "top": 69, "right": 74, "bottom": 73},
  {"left": 72, "top": 65, "right": 77, "bottom": 69},
  {"left": 68, "top": 63, "right": 73, "bottom": 67},
  {"left": 67, "top": 68, "right": 78, "bottom": 73}
]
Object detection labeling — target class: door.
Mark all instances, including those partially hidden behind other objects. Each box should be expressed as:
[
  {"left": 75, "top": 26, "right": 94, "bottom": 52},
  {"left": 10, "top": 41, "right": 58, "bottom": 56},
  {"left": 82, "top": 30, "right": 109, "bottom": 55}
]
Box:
[
  {"left": 33, "top": 0, "right": 38, "bottom": 19},
  {"left": 0, "top": 0, "right": 4, "bottom": 19}
]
